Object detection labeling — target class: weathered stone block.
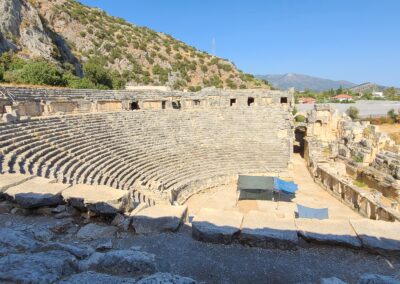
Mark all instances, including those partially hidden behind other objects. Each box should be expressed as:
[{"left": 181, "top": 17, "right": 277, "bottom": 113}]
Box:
[
  {"left": 131, "top": 205, "right": 187, "bottom": 234},
  {"left": 77, "top": 223, "right": 118, "bottom": 240},
  {"left": 240, "top": 210, "right": 298, "bottom": 249},
  {"left": 78, "top": 248, "right": 156, "bottom": 277},
  {"left": 350, "top": 219, "right": 400, "bottom": 253},
  {"left": 192, "top": 208, "right": 243, "bottom": 244},
  {"left": 295, "top": 219, "right": 361, "bottom": 248},
  {"left": 4, "top": 177, "right": 69, "bottom": 208},
  {"left": 62, "top": 184, "right": 129, "bottom": 214}
]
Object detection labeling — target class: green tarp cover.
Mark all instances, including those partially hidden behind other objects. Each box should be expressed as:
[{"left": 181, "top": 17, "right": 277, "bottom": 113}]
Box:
[{"left": 238, "top": 175, "right": 275, "bottom": 200}]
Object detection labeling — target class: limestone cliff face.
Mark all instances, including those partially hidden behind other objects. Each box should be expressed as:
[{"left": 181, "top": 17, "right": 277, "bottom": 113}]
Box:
[
  {"left": 0, "top": 0, "right": 267, "bottom": 89},
  {"left": 0, "top": 0, "right": 55, "bottom": 60}
]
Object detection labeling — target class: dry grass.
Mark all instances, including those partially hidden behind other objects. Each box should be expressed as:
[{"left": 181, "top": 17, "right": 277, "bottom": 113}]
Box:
[{"left": 378, "top": 124, "right": 400, "bottom": 144}]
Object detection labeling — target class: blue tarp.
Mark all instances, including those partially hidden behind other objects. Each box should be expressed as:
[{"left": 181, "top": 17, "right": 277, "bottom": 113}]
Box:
[
  {"left": 274, "top": 178, "right": 298, "bottom": 194},
  {"left": 297, "top": 204, "right": 329, "bottom": 220}
]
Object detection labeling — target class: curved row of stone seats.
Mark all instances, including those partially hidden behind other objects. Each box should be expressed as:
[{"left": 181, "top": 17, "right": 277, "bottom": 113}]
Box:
[
  {"left": 0, "top": 107, "right": 292, "bottom": 203},
  {"left": 1, "top": 86, "right": 184, "bottom": 101}
]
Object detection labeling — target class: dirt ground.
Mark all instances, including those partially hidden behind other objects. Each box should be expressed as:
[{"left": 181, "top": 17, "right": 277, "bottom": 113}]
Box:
[
  {"left": 377, "top": 124, "right": 400, "bottom": 144},
  {"left": 1, "top": 213, "right": 399, "bottom": 284},
  {"left": 186, "top": 154, "right": 362, "bottom": 220}
]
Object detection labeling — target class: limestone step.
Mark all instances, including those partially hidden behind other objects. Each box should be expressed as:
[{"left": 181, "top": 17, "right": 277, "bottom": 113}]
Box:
[
  {"left": 131, "top": 205, "right": 188, "bottom": 234},
  {"left": 240, "top": 210, "right": 298, "bottom": 249},
  {"left": 192, "top": 208, "right": 243, "bottom": 244},
  {"left": 3, "top": 176, "right": 70, "bottom": 208},
  {"left": 350, "top": 219, "right": 400, "bottom": 253},
  {"left": 295, "top": 219, "right": 361, "bottom": 248},
  {"left": 62, "top": 184, "right": 130, "bottom": 214}
]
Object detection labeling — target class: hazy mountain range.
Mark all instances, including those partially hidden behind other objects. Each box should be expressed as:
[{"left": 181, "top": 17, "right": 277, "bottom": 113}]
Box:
[{"left": 257, "top": 73, "right": 357, "bottom": 92}]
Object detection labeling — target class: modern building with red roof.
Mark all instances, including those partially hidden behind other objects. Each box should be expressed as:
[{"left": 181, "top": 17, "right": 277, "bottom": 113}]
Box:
[{"left": 332, "top": 94, "right": 353, "bottom": 102}]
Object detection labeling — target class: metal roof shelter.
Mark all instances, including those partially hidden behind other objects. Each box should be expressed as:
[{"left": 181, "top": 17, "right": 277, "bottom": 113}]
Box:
[
  {"left": 238, "top": 175, "right": 276, "bottom": 200},
  {"left": 238, "top": 175, "right": 299, "bottom": 201}
]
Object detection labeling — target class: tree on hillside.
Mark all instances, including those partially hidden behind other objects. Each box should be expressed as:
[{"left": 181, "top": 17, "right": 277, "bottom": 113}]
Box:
[
  {"left": 384, "top": 87, "right": 398, "bottom": 99},
  {"left": 336, "top": 86, "right": 344, "bottom": 95},
  {"left": 388, "top": 109, "right": 398, "bottom": 122},
  {"left": 346, "top": 106, "right": 359, "bottom": 120},
  {"left": 18, "top": 61, "right": 65, "bottom": 86},
  {"left": 83, "top": 58, "right": 113, "bottom": 89}
]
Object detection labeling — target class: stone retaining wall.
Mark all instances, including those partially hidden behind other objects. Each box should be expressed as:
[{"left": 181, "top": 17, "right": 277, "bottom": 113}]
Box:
[{"left": 0, "top": 86, "right": 293, "bottom": 117}]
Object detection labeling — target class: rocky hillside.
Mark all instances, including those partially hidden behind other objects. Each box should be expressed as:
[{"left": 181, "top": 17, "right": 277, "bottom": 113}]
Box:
[
  {"left": 0, "top": 0, "right": 267, "bottom": 90},
  {"left": 257, "top": 73, "right": 355, "bottom": 92}
]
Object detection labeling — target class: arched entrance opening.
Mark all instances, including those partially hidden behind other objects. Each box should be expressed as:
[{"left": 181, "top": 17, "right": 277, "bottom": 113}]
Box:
[{"left": 294, "top": 126, "right": 307, "bottom": 157}]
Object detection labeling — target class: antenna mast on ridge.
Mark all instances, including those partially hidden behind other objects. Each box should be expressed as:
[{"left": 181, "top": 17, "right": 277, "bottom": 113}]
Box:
[{"left": 212, "top": 38, "right": 216, "bottom": 56}]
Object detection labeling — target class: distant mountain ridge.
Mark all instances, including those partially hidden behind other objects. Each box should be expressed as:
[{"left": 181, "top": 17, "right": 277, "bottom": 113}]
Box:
[{"left": 257, "top": 73, "right": 356, "bottom": 92}]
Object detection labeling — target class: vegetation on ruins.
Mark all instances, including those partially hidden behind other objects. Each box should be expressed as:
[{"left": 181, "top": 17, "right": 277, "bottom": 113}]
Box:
[
  {"left": 346, "top": 106, "right": 359, "bottom": 120},
  {"left": 0, "top": 0, "right": 268, "bottom": 90},
  {"left": 362, "top": 109, "right": 400, "bottom": 126},
  {"left": 352, "top": 155, "right": 364, "bottom": 164},
  {"left": 353, "top": 180, "right": 366, "bottom": 188},
  {"left": 295, "top": 115, "right": 306, "bottom": 123}
]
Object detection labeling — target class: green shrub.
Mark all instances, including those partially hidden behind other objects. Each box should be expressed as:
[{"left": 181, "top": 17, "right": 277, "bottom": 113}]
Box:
[
  {"left": 63, "top": 72, "right": 96, "bottom": 89},
  {"left": 353, "top": 180, "right": 366, "bottom": 188},
  {"left": 17, "top": 61, "right": 65, "bottom": 86},
  {"left": 346, "top": 106, "right": 359, "bottom": 120},
  {"left": 225, "top": 78, "right": 237, "bottom": 89},
  {"left": 83, "top": 58, "right": 112, "bottom": 89},
  {"left": 295, "top": 115, "right": 306, "bottom": 122},
  {"left": 388, "top": 109, "right": 397, "bottom": 122},
  {"left": 352, "top": 155, "right": 363, "bottom": 163},
  {"left": 218, "top": 63, "right": 233, "bottom": 72},
  {"left": 188, "top": 86, "right": 202, "bottom": 92},
  {"left": 0, "top": 64, "right": 4, "bottom": 82},
  {"left": 80, "top": 31, "right": 86, "bottom": 38},
  {"left": 174, "top": 53, "right": 183, "bottom": 60}
]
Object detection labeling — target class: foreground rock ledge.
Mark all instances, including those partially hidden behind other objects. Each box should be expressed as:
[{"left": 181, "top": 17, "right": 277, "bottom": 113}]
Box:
[
  {"left": 240, "top": 210, "right": 298, "bottom": 249},
  {"left": 0, "top": 250, "right": 77, "bottom": 283},
  {"left": 192, "top": 208, "right": 243, "bottom": 244},
  {"left": 78, "top": 248, "right": 157, "bottom": 277},
  {"left": 0, "top": 174, "right": 34, "bottom": 195},
  {"left": 62, "top": 184, "right": 130, "bottom": 214},
  {"left": 295, "top": 219, "right": 361, "bottom": 248},
  {"left": 4, "top": 177, "right": 69, "bottom": 208},
  {"left": 131, "top": 205, "right": 188, "bottom": 234},
  {"left": 350, "top": 219, "right": 400, "bottom": 253}
]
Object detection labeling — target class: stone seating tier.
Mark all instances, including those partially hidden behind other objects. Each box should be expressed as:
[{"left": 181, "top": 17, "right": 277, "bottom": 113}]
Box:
[{"left": 0, "top": 108, "right": 292, "bottom": 203}]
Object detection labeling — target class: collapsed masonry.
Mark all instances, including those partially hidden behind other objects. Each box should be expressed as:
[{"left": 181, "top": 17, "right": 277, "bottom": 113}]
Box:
[
  {"left": 302, "top": 105, "right": 400, "bottom": 221},
  {"left": 0, "top": 86, "right": 294, "bottom": 205}
]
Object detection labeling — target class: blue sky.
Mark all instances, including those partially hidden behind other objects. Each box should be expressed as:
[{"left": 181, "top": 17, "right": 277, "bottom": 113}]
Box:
[{"left": 80, "top": 0, "right": 399, "bottom": 86}]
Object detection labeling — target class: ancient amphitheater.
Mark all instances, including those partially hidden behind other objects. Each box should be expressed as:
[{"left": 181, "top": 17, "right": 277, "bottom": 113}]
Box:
[{"left": 0, "top": 85, "right": 399, "bottom": 283}]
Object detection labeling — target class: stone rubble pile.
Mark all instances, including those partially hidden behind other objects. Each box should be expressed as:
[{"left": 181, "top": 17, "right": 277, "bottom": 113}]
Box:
[
  {"left": 304, "top": 105, "right": 400, "bottom": 221},
  {"left": 0, "top": 226, "right": 197, "bottom": 284}
]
